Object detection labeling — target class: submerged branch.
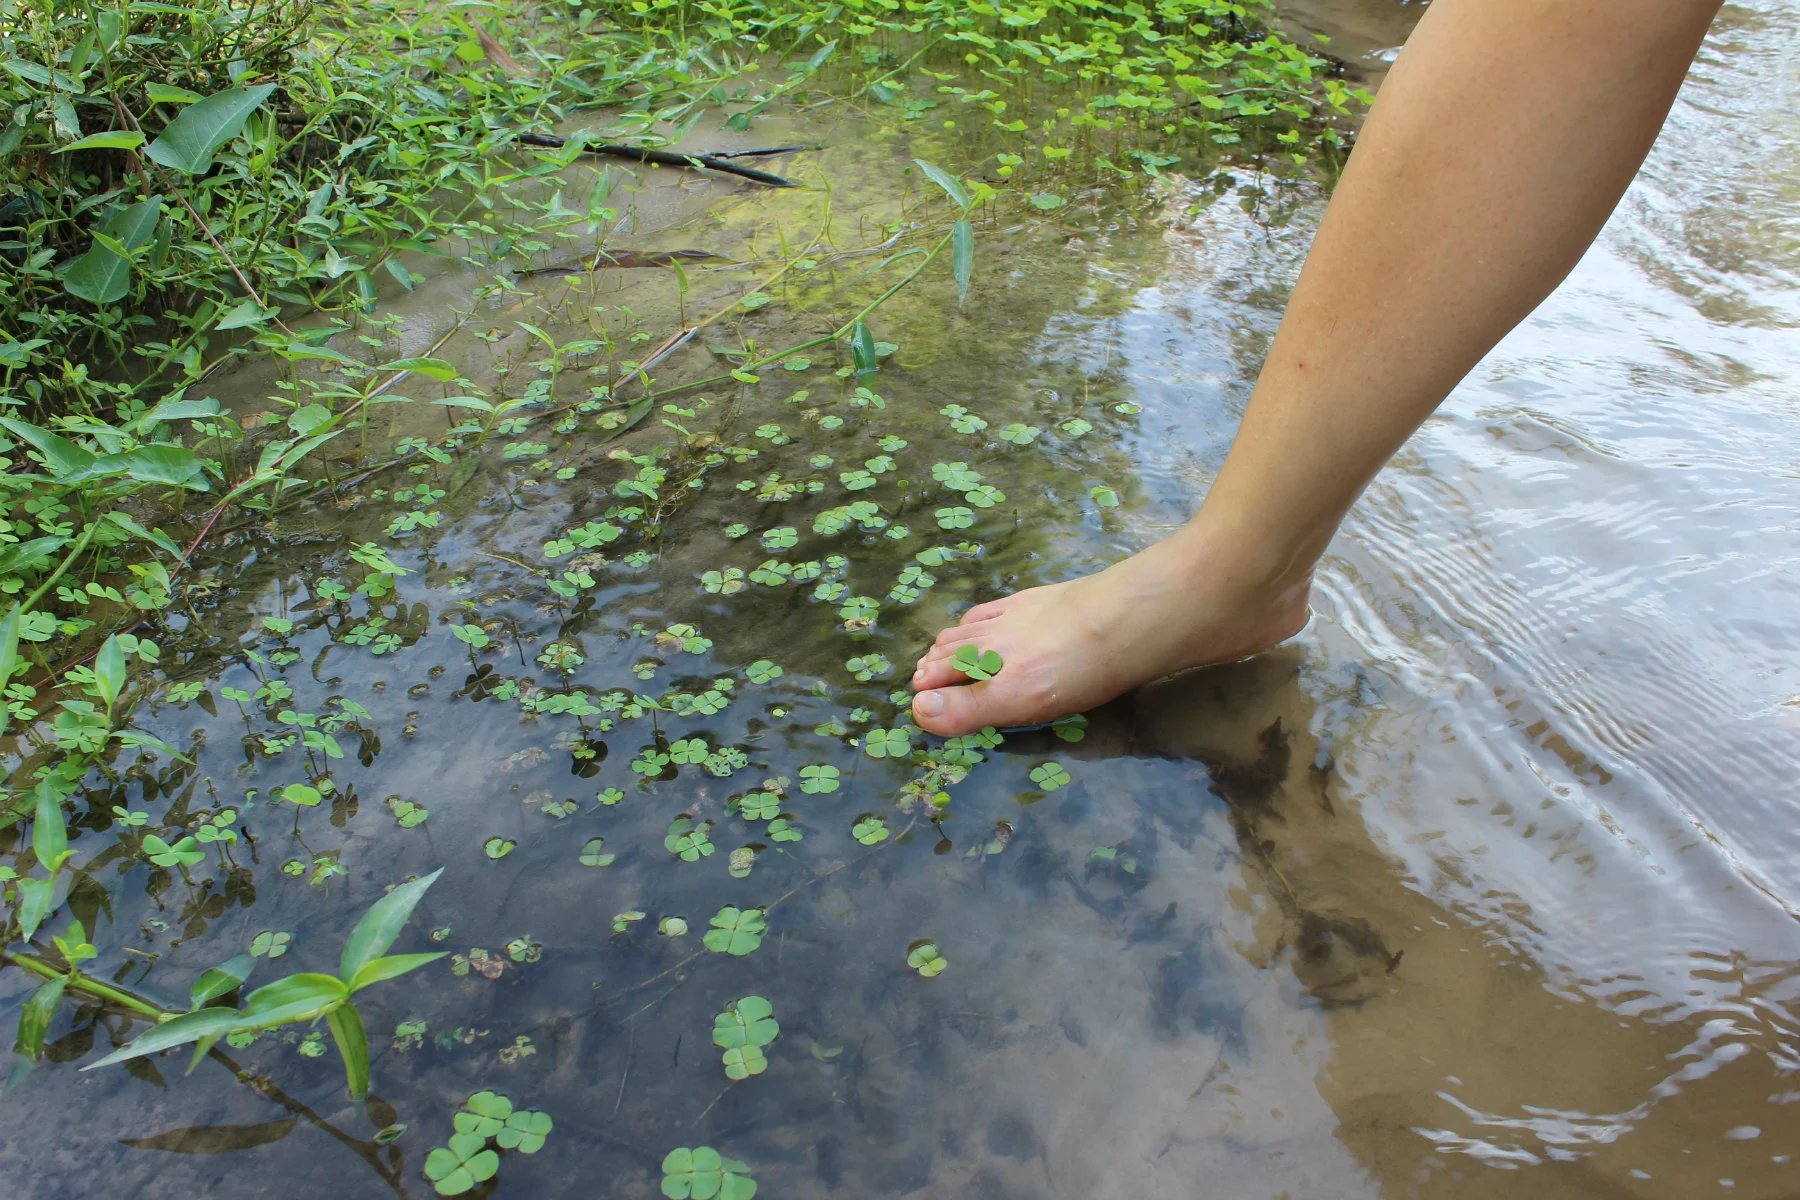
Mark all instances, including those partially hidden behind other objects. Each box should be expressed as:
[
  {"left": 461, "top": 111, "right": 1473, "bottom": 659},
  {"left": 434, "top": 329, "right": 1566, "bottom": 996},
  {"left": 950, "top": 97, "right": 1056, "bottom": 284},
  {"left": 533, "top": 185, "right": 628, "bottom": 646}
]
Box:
[{"left": 513, "top": 132, "right": 801, "bottom": 187}]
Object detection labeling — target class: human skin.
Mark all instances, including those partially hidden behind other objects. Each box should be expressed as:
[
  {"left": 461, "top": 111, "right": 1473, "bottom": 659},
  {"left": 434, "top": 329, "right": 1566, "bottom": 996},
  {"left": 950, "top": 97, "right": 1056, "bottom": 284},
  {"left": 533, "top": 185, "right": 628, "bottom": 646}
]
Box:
[{"left": 909, "top": 0, "right": 1727, "bottom": 737}]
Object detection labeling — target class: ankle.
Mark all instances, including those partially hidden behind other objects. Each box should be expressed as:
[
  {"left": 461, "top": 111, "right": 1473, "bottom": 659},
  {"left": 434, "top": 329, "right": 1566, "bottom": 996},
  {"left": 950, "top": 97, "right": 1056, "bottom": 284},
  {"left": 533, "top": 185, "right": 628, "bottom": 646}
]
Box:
[{"left": 1166, "top": 511, "right": 1317, "bottom": 615}]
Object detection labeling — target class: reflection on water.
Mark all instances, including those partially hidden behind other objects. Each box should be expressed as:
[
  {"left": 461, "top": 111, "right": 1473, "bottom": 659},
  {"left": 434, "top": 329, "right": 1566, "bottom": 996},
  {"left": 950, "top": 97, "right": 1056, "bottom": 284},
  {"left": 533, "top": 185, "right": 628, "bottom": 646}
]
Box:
[{"left": 4, "top": 1, "right": 1797, "bottom": 1197}]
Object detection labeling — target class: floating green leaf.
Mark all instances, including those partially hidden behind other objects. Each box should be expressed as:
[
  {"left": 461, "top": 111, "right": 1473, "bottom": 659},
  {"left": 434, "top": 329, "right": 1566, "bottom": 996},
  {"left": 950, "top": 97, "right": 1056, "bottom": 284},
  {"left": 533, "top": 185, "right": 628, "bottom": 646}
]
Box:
[
  {"left": 703, "top": 906, "right": 766, "bottom": 956},
  {"left": 662, "top": 1146, "right": 757, "bottom": 1200},
  {"left": 864, "top": 728, "right": 912, "bottom": 759},
  {"left": 907, "top": 940, "right": 947, "bottom": 978}
]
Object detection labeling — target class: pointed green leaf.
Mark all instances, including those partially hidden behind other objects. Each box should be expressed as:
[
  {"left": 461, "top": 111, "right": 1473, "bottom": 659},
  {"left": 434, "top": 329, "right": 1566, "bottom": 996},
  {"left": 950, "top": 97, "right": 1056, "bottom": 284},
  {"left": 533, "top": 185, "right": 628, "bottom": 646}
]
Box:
[
  {"left": 143, "top": 84, "right": 275, "bottom": 175},
  {"left": 325, "top": 1003, "right": 370, "bottom": 1100},
  {"left": 14, "top": 975, "right": 68, "bottom": 1062},
  {"left": 81, "top": 1007, "right": 243, "bottom": 1070},
  {"left": 54, "top": 131, "right": 146, "bottom": 154},
  {"left": 238, "top": 973, "right": 347, "bottom": 1029},
  {"left": 189, "top": 954, "right": 256, "bottom": 1010},
  {"left": 33, "top": 781, "right": 70, "bottom": 874},
  {"left": 348, "top": 951, "right": 446, "bottom": 992},
  {"left": 120, "top": 444, "right": 209, "bottom": 490},
  {"left": 913, "top": 159, "right": 970, "bottom": 210},
  {"left": 338, "top": 869, "right": 444, "bottom": 982},
  {"left": 375, "top": 357, "right": 459, "bottom": 382},
  {"left": 849, "top": 320, "right": 878, "bottom": 378},
  {"left": 93, "top": 633, "right": 126, "bottom": 710},
  {"left": 0, "top": 605, "right": 18, "bottom": 739},
  {"left": 103, "top": 512, "right": 182, "bottom": 558},
  {"left": 15, "top": 876, "right": 54, "bottom": 942},
  {"left": 0, "top": 417, "right": 95, "bottom": 478},
  {"left": 951, "top": 219, "right": 973, "bottom": 306},
  {"left": 61, "top": 197, "right": 161, "bottom": 304},
  {"left": 214, "top": 297, "right": 278, "bottom": 331}
]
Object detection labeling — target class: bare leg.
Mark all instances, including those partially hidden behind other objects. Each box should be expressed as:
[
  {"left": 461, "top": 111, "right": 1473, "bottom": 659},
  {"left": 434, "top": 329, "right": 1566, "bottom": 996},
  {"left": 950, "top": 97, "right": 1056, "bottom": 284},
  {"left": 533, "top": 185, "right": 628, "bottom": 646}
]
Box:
[{"left": 911, "top": 0, "right": 1723, "bottom": 736}]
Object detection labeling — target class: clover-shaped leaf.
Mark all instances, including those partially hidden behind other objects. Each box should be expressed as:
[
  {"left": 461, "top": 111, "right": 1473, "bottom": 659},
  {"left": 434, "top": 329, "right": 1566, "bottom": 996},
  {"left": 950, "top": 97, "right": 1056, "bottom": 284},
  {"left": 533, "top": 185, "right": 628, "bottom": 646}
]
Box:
[
  {"left": 851, "top": 815, "right": 890, "bottom": 845},
  {"left": 670, "top": 737, "right": 710, "bottom": 765},
  {"left": 495, "top": 1109, "right": 553, "bottom": 1154},
  {"left": 746, "top": 658, "right": 782, "bottom": 684},
  {"left": 949, "top": 645, "right": 1003, "bottom": 682},
  {"left": 143, "top": 834, "right": 205, "bottom": 868},
  {"left": 837, "top": 594, "right": 880, "bottom": 623},
  {"left": 249, "top": 930, "right": 290, "bottom": 958},
  {"left": 738, "top": 791, "right": 780, "bottom": 821},
  {"left": 665, "top": 817, "right": 715, "bottom": 862},
  {"left": 579, "top": 838, "right": 615, "bottom": 867},
  {"left": 425, "top": 1132, "right": 499, "bottom": 1197},
  {"left": 907, "top": 939, "right": 947, "bottom": 977},
  {"left": 1029, "top": 762, "right": 1072, "bottom": 791},
  {"left": 935, "top": 506, "right": 975, "bottom": 530},
  {"left": 864, "top": 728, "right": 912, "bottom": 759},
  {"left": 662, "top": 1146, "right": 757, "bottom": 1200},
  {"left": 722, "top": 1045, "right": 767, "bottom": 1080},
  {"left": 703, "top": 907, "right": 766, "bottom": 956},
  {"left": 798, "top": 764, "right": 840, "bottom": 794},
  {"left": 712, "top": 995, "right": 779, "bottom": 1051},
  {"left": 766, "top": 818, "right": 802, "bottom": 844},
  {"left": 453, "top": 1090, "right": 513, "bottom": 1138}
]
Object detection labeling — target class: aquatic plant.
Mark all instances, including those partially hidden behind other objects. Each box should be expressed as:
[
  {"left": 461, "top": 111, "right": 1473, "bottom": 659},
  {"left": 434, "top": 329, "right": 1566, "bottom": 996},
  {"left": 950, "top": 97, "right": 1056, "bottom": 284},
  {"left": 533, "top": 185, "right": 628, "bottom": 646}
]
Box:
[
  {"left": 76, "top": 869, "right": 448, "bottom": 1100},
  {"left": 662, "top": 1146, "right": 758, "bottom": 1200}
]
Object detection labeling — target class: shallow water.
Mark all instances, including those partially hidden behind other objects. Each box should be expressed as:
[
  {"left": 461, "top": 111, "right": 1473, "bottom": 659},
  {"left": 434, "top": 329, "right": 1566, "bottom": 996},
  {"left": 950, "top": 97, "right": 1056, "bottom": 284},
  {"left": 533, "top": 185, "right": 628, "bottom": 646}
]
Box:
[{"left": 4, "top": 2, "right": 1797, "bottom": 1197}]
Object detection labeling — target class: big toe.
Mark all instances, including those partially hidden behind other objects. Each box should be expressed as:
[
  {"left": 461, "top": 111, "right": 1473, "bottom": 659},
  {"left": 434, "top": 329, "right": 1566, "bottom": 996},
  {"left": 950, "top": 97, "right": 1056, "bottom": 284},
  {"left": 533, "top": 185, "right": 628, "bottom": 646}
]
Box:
[{"left": 912, "top": 680, "right": 1042, "bottom": 737}]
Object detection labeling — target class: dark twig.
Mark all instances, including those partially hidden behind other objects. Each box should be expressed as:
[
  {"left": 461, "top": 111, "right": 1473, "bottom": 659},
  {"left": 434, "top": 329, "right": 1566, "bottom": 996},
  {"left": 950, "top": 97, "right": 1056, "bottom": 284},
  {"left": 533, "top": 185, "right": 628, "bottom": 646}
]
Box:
[{"left": 514, "top": 132, "right": 800, "bottom": 187}]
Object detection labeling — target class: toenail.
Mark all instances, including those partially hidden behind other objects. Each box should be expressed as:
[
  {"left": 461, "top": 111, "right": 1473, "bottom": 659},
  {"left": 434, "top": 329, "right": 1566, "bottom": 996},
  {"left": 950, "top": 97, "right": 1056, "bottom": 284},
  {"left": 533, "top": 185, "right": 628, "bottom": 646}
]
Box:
[{"left": 914, "top": 691, "right": 944, "bottom": 717}]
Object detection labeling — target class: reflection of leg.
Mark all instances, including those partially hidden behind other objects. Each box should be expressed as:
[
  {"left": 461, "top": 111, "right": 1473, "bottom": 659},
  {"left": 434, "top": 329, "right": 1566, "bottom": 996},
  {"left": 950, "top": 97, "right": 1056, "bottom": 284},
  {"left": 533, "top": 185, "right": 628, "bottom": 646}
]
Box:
[{"left": 911, "top": 0, "right": 1722, "bottom": 738}]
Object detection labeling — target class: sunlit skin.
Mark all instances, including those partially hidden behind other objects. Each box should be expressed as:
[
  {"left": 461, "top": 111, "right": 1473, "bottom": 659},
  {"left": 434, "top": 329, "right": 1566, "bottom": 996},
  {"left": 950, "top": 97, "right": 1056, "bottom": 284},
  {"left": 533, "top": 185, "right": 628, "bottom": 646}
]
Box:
[{"left": 911, "top": 0, "right": 1725, "bottom": 737}]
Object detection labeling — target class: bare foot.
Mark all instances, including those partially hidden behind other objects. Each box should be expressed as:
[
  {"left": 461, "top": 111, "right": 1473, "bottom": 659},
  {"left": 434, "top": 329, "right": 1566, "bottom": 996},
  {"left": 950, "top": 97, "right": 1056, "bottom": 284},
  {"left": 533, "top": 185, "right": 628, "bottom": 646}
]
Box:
[{"left": 909, "top": 534, "right": 1311, "bottom": 737}]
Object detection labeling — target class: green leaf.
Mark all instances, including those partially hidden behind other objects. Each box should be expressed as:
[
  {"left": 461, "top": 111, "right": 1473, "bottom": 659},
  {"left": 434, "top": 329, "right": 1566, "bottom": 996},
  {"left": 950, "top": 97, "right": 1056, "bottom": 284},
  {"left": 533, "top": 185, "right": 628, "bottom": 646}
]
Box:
[
  {"left": 93, "top": 633, "right": 126, "bottom": 710},
  {"left": 33, "top": 781, "right": 70, "bottom": 873},
  {"left": 143, "top": 84, "right": 276, "bottom": 175},
  {"left": 703, "top": 907, "right": 766, "bottom": 956},
  {"left": 0, "top": 605, "right": 18, "bottom": 739},
  {"left": 81, "top": 1007, "right": 243, "bottom": 1071},
  {"left": 376, "top": 356, "right": 459, "bottom": 382},
  {"left": 189, "top": 955, "right": 256, "bottom": 1009},
  {"left": 103, "top": 511, "right": 182, "bottom": 557},
  {"left": 238, "top": 973, "right": 348, "bottom": 1029},
  {"left": 55, "top": 130, "right": 146, "bottom": 154},
  {"left": 215, "top": 297, "right": 278, "bottom": 331},
  {"left": 348, "top": 952, "right": 447, "bottom": 993},
  {"left": 119, "top": 444, "right": 209, "bottom": 490},
  {"left": 849, "top": 320, "right": 878, "bottom": 378},
  {"left": 14, "top": 975, "right": 68, "bottom": 1063},
  {"left": 326, "top": 1002, "right": 370, "bottom": 1100},
  {"left": 0, "top": 416, "right": 96, "bottom": 479},
  {"left": 61, "top": 197, "right": 161, "bottom": 304},
  {"left": 913, "top": 158, "right": 970, "bottom": 210},
  {"left": 15, "top": 877, "right": 54, "bottom": 942},
  {"left": 951, "top": 219, "right": 973, "bottom": 306},
  {"left": 338, "top": 868, "right": 444, "bottom": 982},
  {"left": 145, "top": 83, "right": 204, "bottom": 104}
]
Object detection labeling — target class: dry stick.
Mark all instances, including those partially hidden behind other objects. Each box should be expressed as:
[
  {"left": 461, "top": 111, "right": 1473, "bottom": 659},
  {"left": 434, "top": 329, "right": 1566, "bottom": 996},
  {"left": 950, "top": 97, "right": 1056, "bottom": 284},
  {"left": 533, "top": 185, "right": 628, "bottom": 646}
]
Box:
[{"left": 514, "top": 131, "right": 800, "bottom": 188}]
